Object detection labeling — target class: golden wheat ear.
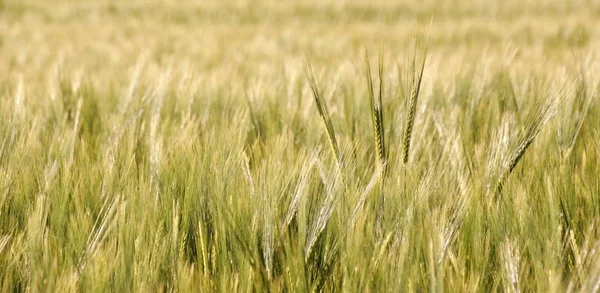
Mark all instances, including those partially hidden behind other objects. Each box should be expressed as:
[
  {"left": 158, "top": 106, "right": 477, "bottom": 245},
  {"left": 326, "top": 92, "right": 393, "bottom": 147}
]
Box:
[
  {"left": 304, "top": 61, "right": 341, "bottom": 165},
  {"left": 402, "top": 47, "right": 427, "bottom": 165}
]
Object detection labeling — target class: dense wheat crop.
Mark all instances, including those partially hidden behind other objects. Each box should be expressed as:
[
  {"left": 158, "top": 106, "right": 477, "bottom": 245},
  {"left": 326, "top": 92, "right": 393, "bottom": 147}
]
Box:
[{"left": 1, "top": 0, "right": 600, "bottom": 291}]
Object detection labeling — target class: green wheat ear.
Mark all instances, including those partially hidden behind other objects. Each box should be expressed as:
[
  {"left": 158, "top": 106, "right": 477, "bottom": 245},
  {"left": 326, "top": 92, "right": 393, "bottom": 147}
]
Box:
[
  {"left": 305, "top": 61, "right": 341, "bottom": 165},
  {"left": 365, "top": 49, "right": 388, "bottom": 237},
  {"left": 495, "top": 98, "right": 557, "bottom": 197},
  {"left": 365, "top": 50, "right": 387, "bottom": 173},
  {"left": 402, "top": 47, "right": 427, "bottom": 165}
]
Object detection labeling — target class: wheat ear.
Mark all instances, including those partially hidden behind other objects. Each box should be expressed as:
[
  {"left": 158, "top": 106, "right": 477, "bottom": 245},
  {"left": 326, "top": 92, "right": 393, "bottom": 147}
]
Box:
[
  {"left": 305, "top": 62, "right": 342, "bottom": 165},
  {"left": 402, "top": 48, "right": 427, "bottom": 164},
  {"left": 365, "top": 50, "right": 388, "bottom": 236},
  {"left": 495, "top": 99, "right": 557, "bottom": 196},
  {"left": 365, "top": 51, "right": 387, "bottom": 172}
]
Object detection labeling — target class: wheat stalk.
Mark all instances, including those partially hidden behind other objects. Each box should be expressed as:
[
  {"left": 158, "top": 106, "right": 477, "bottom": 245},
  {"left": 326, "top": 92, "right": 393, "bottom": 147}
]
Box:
[{"left": 365, "top": 50, "right": 388, "bottom": 236}]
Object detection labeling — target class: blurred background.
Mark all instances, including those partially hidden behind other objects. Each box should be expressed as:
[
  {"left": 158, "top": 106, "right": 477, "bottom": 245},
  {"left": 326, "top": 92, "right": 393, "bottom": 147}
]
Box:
[{"left": 1, "top": 0, "right": 598, "bottom": 83}]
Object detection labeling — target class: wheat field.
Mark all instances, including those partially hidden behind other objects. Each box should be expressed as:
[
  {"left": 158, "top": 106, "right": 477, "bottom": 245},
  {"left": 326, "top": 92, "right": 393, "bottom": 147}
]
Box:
[{"left": 1, "top": 0, "right": 600, "bottom": 292}]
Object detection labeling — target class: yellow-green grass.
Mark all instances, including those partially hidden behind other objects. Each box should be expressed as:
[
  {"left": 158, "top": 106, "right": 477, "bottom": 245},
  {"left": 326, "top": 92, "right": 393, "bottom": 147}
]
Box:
[{"left": 1, "top": 0, "right": 600, "bottom": 291}]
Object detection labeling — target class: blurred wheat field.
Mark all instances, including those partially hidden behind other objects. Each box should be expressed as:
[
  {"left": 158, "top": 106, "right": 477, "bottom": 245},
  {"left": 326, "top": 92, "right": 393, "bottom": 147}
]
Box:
[{"left": 1, "top": 0, "right": 600, "bottom": 292}]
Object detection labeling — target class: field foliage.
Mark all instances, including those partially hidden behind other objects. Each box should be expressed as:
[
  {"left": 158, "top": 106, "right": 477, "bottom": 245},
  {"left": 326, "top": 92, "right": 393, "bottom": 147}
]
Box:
[{"left": 1, "top": 0, "right": 600, "bottom": 292}]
